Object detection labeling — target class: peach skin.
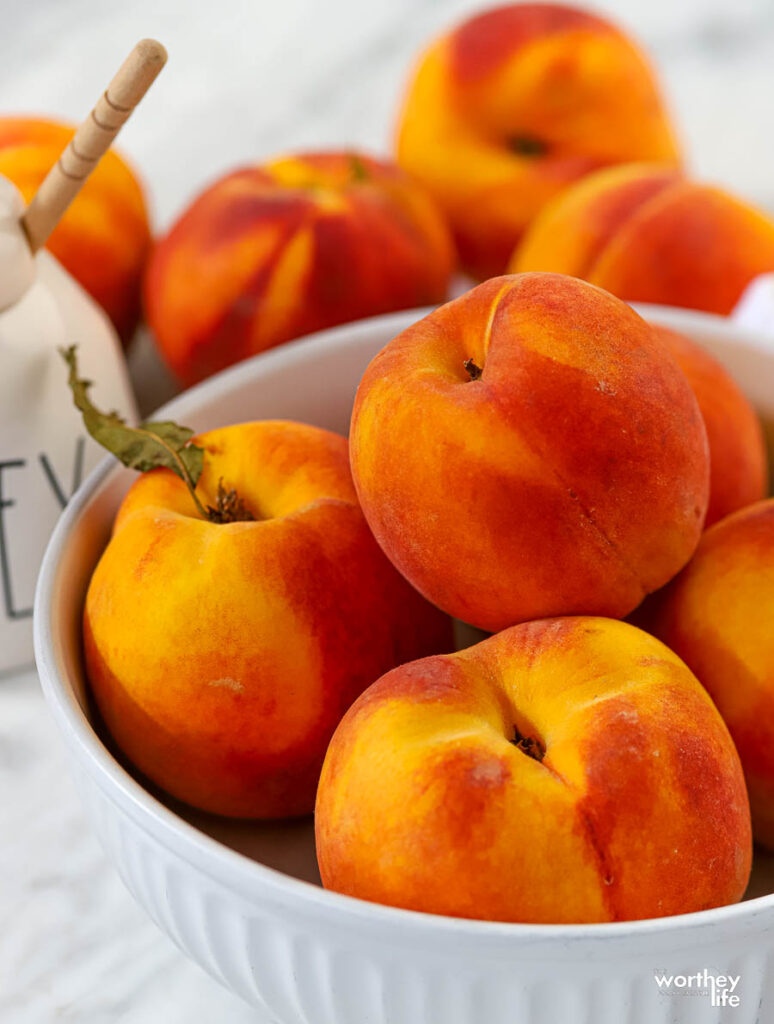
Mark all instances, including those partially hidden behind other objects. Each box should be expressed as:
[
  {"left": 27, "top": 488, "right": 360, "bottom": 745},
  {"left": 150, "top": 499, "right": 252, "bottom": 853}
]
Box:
[
  {"left": 144, "top": 151, "right": 455, "bottom": 386},
  {"left": 316, "top": 617, "right": 752, "bottom": 923},
  {"left": 83, "top": 420, "right": 452, "bottom": 819},
  {"left": 651, "top": 499, "right": 774, "bottom": 849},
  {"left": 512, "top": 163, "right": 774, "bottom": 315},
  {"left": 652, "top": 325, "right": 767, "bottom": 526},
  {"left": 350, "top": 273, "right": 709, "bottom": 632},
  {"left": 396, "top": 3, "right": 680, "bottom": 279},
  {"left": 0, "top": 116, "right": 151, "bottom": 342}
]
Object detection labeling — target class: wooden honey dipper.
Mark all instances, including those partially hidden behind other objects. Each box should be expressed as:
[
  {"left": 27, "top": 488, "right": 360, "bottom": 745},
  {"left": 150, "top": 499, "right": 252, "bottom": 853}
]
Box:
[{"left": 21, "top": 38, "right": 167, "bottom": 253}]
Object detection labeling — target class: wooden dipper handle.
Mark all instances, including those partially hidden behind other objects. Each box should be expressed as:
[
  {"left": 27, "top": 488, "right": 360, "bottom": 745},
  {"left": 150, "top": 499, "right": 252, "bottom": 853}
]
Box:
[{"left": 21, "top": 38, "right": 167, "bottom": 253}]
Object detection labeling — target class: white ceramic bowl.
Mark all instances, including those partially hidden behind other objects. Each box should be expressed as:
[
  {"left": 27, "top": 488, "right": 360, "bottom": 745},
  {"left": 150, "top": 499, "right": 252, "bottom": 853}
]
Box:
[{"left": 35, "top": 306, "right": 774, "bottom": 1024}]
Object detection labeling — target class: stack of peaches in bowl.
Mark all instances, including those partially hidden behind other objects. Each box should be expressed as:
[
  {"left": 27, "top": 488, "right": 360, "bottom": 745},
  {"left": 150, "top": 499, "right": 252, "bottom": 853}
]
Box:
[{"left": 29, "top": 4, "right": 774, "bottom": 1022}]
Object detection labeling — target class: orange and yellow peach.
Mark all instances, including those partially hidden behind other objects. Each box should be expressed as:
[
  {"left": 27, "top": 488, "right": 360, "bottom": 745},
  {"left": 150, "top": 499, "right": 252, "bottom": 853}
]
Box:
[
  {"left": 396, "top": 3, "right": 680, "bottom": 279},
  {"left": 0, "top": 116, "right": 152, "bottom": 342},
  {"left": 651, "top": 499, "right": 774, "bottom": 849},
  {"left": 84, "top": 420, "right": 452, "bottom": 819},
  {"left": 316, "top": 616, "right": 752, "bottom": 923},
  {"left": 350, "top": 273, "right": 709, "bottom": 632},
  {"left": 652, "top": 325, "right": 767, "bottom": 526},
  {"left": 144, "top": 151, "right": 455, "bottom": 386},
  {"left": 512, "top": 163, "right": 774, "bottom": 315}
]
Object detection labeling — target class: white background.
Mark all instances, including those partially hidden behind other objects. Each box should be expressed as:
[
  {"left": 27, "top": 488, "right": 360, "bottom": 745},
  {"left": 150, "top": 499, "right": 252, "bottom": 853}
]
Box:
[
  {"left": 2, "top": 0, "right": 774, "bottom": 231},
  {"left": 1, "top": 0, "right": 773, "bottom": 1021}
]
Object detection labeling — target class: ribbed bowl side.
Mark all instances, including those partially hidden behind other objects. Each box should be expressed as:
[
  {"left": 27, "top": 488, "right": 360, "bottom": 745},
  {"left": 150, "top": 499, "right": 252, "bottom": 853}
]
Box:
[{"left": 69, "top": 759, "right": 774, "bottom": 1024}]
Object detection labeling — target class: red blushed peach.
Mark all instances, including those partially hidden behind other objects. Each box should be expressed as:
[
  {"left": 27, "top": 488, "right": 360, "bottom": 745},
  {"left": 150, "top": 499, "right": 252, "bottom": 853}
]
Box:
[
  {"left": 84, "top": 420, "right": 452, "bottom": 819},
  {"left": 652, "top": 325, "right": 767, "bottom": 526},
  {"left": 144, "top": 151, "right": 455, "bottom": 386},
  {"left": 316, "top": 617, "right": 751, "bottom": 923},
  {"left": 511, "top": 163, "right": 774, "bottom": 315},
  {"left": 651, "top": 499, "right": 774, "bottom": 849},
  {"left": 0, "top": 116, "right": 151, "bottom": 342},
  {"left": 396, "top": 4, "right": 680, "bottom": 279},
  {"left": 350, "top": 273, "right": 709, "bottom": 632}
]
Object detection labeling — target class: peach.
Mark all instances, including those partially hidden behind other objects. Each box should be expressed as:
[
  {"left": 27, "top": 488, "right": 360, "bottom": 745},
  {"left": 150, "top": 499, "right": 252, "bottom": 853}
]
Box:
[
  {"left": 144, "top": 151, "right": 455, "bottom": 386},
  {"left": 652, "top": 325, "right": 767, "bottom": 526},
  {"left": 396, "top": 3, "right": 679, "bottom": 280},
  {"left": 511, "top": 163, "right": 774, "bottom": 315},
  {"left": 316, "top": 617, "right": 751, "bottom": 923},
  {"left": 0, "top": 116, "right": 151, "bottom": 342},
  {"left": 350, "top": 273, "right": 709, "bottom": 632},
  {"left": 83, "top": 420, "right": 452, "bottom": 819},
  {"left": 651, "top": 499, "right": 774, "bottom": 849}
]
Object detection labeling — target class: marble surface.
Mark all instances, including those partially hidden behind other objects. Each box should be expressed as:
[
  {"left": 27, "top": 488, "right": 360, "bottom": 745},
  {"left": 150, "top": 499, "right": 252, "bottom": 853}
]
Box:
[{"left": 2, "top": 0, "right": 774, "bottom": 1020}]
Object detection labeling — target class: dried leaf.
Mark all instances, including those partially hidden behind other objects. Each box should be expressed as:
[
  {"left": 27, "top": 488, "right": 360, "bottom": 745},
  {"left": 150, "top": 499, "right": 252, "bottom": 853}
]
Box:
[{"left": 61, "top": 345, "right": 204, "bottom": 487}]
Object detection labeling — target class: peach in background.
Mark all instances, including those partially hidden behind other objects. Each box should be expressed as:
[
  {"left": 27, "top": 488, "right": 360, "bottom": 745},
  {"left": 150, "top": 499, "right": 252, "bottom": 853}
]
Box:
[
  {"left": 512, "top": 163, "right": 774, "bottom": 315},
  {"left": 0, "top": 116, "right": 152, "bottom": 343},
  {"left": 396, "top": 3, "right": 680, "bottom": 279},
  {"left": 652, "top": 325, "right": 767, "bottom": 526},
  {"left": 144, "top": 151, "right": 455, "bottom": 386},
  {"left": 652, "top": 499, "right": 774, "bottom": 850}
]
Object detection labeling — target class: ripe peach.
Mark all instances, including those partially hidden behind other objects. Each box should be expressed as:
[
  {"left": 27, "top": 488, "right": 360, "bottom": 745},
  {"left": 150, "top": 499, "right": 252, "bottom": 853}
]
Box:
[
  {"left": 511, "top": 163, "right": 774, "bottom": 315},
  {"left": 652, "top": 325, "right": 767, "bottom": 526},
  {"left": 396, "top": 4, "right": 679, "bottom": 279},
  {"left": 0, "top": 116, "right": 151, "bottom": 342},
  {"left": 83, "top": 421, "right": 452, "bottom": 819},
  {"left": 651, "top": 500, "right": 774, "bottom": 849},
  {"left": 144, "top": 151, "right": 455, "bottom": 386},
  {"left": 316, "top": 617, "right": 751, "bottom": 923},
  {"left": 350, "top": 273, "right": 709, "bottom": 632}
]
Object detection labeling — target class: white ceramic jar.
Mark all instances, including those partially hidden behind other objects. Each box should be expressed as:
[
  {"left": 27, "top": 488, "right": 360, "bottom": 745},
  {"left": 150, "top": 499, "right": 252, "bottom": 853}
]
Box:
[{"left": 0, "top": 176, "right": 136, "bottom": 672}]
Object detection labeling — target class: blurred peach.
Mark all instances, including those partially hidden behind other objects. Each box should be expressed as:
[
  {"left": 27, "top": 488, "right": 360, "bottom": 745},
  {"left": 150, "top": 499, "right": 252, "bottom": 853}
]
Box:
[
  {"left": 144, "top": 151, "right": 455, "bottom": 386},
  {"left": 512, "top": 163, "right": 774, "bottom": 315},
  {"left": 396, "top": 3, "right": 679, "bottom": 279},
  {"left": 652, "top": 325, "right": 767, "bottom": 526},
  {"left": 0, "top": 116, "right": 151, "bottom": 342},
  {"left": 652, "top": 500, "right": 774, "bottom": 848}
]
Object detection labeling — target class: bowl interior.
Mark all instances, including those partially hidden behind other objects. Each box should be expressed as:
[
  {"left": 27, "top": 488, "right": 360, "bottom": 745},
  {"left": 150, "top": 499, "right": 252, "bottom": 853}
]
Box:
[{"left": 44, "top": 305, "right": 774, "bottom": 905}]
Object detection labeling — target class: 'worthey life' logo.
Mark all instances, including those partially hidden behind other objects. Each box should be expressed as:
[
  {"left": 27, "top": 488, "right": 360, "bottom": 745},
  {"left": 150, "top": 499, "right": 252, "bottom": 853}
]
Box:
[{"left": 654, "top": 969, "right": 741, "bottom": 1008}]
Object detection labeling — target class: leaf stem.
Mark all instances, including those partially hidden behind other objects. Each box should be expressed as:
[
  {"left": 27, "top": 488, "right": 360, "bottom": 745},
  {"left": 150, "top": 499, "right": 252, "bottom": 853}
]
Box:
[
  {"left": 61, "top": 346, "right": 255, "bottom": 524},
  {"left": 133, "top": 424, "right": 209, "bottom": 519},
  {"left": 349, "top": 152, "right": 369, "bottom": 183}
]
